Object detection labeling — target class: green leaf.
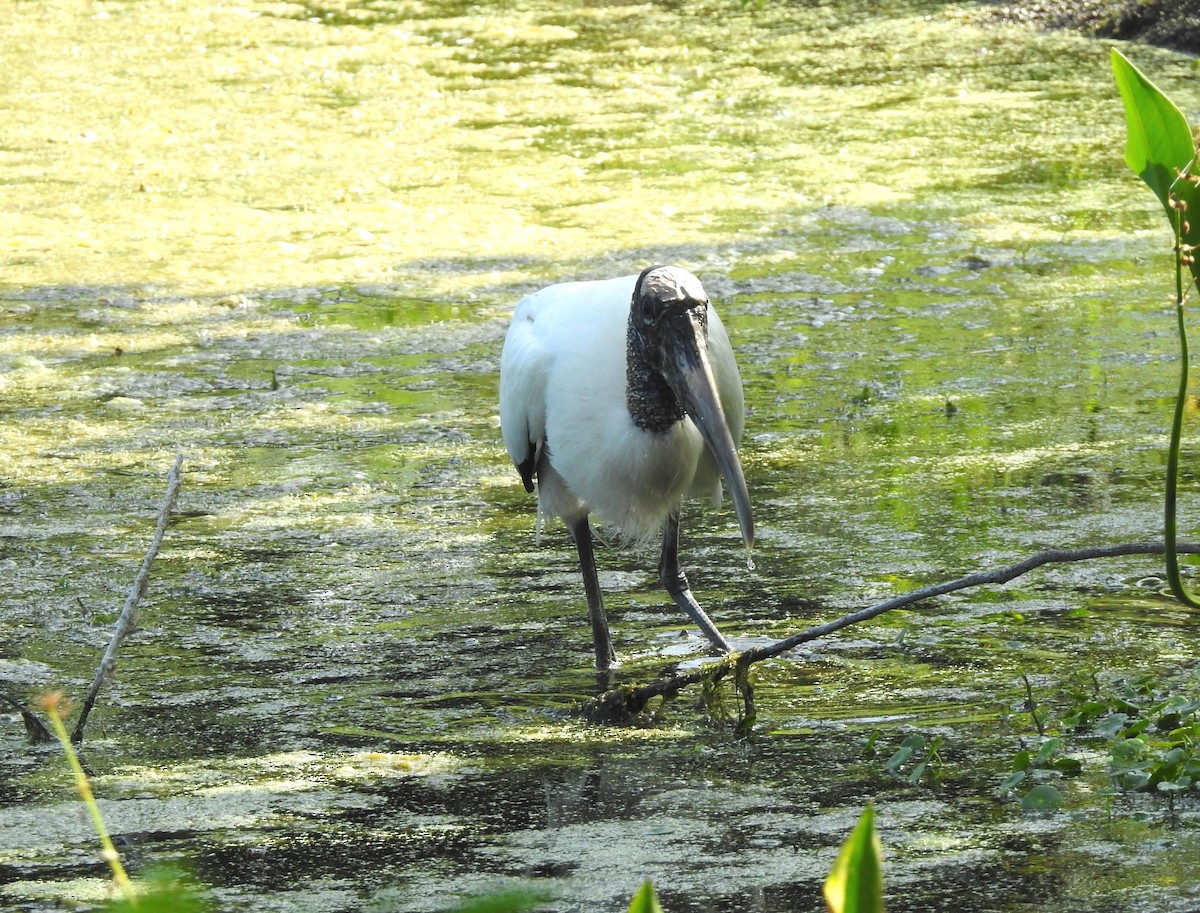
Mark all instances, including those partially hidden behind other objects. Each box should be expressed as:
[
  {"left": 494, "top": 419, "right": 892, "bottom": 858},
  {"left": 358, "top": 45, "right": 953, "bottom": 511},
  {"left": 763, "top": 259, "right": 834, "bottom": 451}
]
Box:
[
  {"left": 885, "top": 746, "right": 912, "bottom": 772},
  {"left": 1162, "top": 746, "right": 1187, "bottom": 765},
  {"left": 1096, "top": 713, "right": 1130, "bottom": 739},
  {"left": 1171, "top": 727, "right": 1200, "bottom": 748},
  {"left": 999, "top": 770, "right": 1027, "bottom": 794},
  {"left": 626, "top": 881, "right": 664, "bottom": 913},
  {"left": 1112, "top": 49, "right": 1195, "bottom": 213},
  {"left": 1111, "top": 49, "right": 1200, "bottom": 287},
  {"left": 1021, "top": 784, "right": 1064, "bottom": 812},
  {"left": 441, "top": 889, "right": 551, "bottom": 913},
  {"left": 824, "top": 805, "right": 885, "bottom": 913},
  {"left": 98, "top": 865, "right": 210, "bottom": 913},
  {"left": 1051, "top": 757, "right": 1083, "bottom": 777},
  {"left": 862, "top": 732, "right": 880, "bottom": 757},
  {"left": 1033, "top": 738, "right": 1062, "bottom": 764},
  {"left": 1111, "top": 737, "right": 1150, "bottom": 766},
  {"left": 1118, "top": 769, "right": 1152, "bottom": 790}
]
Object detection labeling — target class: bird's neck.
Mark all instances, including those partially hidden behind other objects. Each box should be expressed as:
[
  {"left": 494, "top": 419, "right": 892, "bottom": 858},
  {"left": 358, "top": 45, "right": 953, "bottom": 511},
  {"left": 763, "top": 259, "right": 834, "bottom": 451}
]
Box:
[{"left": 626, "top": 317, "right": 684, "bottom": 433}]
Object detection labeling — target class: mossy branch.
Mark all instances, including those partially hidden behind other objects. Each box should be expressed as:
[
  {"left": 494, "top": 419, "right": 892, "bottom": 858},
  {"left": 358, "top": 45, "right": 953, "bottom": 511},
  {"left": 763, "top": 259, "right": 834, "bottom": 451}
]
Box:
[{"left": 581, "top": 540, "right": 1200, "bottom": 723}]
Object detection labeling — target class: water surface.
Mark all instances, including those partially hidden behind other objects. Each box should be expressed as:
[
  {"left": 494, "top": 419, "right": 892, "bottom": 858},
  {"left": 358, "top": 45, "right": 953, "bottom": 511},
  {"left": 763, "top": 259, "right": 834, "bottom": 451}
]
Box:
[{"left": 2, "top": 1, "right": 1200, "bottom": 910}]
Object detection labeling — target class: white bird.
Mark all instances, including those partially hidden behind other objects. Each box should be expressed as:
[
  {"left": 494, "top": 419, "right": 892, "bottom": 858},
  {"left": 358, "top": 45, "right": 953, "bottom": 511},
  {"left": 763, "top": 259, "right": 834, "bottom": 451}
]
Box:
[{"left": 499, "top": 265, "right": 753, "bottom": 670}]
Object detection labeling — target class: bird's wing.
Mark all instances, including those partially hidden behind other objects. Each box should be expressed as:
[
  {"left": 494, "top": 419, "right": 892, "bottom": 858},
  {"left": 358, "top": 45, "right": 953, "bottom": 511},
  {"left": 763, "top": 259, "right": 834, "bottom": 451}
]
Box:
[{"left": 499, "top": 292, "right": 552, "bottom": 492}]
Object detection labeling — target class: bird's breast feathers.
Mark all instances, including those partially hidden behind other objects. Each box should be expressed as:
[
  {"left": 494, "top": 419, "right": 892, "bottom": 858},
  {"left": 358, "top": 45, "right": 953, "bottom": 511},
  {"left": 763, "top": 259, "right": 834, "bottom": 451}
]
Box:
[{"left": 500, "top": 273, "right": 737, "bottom": 539}]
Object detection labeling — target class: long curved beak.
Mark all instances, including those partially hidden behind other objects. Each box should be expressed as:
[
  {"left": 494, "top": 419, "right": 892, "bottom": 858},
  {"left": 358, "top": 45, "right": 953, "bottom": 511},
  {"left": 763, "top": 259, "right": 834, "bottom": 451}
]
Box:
[{"left": 662, "top": 312, "right": 754, "bottom": 550}]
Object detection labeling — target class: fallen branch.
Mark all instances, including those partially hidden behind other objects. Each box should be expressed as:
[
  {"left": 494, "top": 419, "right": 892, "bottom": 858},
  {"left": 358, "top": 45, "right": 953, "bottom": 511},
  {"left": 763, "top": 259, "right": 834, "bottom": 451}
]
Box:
[
  {"left": 581, "top": 540, "right": 1200, "bottom": 723},
  {"left": 70, "top": 454, "right": 185, "bottom": 743}
]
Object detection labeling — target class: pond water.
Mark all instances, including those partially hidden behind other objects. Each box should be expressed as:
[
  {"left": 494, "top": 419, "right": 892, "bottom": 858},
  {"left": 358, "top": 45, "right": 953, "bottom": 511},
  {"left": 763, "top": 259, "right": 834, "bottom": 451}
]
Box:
[{"left": 3, "top": 0, "right": 1200, "bottom": 910}]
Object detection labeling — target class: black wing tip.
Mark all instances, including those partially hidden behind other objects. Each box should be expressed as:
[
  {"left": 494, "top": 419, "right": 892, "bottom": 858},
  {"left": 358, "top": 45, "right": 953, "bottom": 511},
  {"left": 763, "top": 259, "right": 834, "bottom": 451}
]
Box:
[{"left": 517, "top": 455, "right": 536, "bottom": 493}]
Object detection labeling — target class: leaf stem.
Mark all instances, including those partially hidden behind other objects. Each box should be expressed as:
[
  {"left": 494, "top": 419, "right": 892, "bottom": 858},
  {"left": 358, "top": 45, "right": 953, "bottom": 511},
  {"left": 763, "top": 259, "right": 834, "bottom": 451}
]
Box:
[
  {"left": 1165, "top": 191, "right": 1200, "bottom": 608},
  {"left": 40, "top": 694, "right": 136, "bottom": 902}
]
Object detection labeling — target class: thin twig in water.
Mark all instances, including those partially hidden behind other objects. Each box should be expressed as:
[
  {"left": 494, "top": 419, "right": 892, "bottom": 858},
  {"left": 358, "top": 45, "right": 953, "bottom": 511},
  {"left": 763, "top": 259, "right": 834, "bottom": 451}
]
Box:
[
  {"left": 1022, "top": 673, "right": 1045, "bottom": 737},
  {"left": 583, "top": 540, "right": 1200, "bottom": 722},
  {"left": 71, "top": 455, "right": 185, "bottom": 743}
]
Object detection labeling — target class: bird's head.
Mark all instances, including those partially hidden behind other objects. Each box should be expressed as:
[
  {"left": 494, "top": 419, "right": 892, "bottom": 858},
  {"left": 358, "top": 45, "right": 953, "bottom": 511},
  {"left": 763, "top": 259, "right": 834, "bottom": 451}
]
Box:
[
  {"left": 632, "top": 265, "right": 710, "bottom": 341},
  {"left": 630, "top": 265, "right": 754, "bottom": 549}
]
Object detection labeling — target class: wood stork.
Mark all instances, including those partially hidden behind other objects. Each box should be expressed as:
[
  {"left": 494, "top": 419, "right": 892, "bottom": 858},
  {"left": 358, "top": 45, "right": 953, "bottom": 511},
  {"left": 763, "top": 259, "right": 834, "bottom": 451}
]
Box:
[{"left": 499, "top": 265, "right": 753, "bottom": 670}]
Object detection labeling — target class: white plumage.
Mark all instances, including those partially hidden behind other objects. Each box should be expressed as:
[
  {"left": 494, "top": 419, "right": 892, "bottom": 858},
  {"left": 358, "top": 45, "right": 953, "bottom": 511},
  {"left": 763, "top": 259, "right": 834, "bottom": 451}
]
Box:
[
  {"left": 501, "top": 274, "right": 744, "bottom": 540},
  {"left": 499, "top": 266, "right": 752, "bottom": 669}
]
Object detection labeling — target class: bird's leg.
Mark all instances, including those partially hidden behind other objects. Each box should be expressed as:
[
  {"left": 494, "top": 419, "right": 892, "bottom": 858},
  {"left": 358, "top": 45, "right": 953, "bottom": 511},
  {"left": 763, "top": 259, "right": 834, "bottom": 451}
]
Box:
[
  {"left": 570, "top": 516, "right": 617, "bottom": 670},
  {"left": 659, "top": 511, "right": 731, "bottom": 653}
]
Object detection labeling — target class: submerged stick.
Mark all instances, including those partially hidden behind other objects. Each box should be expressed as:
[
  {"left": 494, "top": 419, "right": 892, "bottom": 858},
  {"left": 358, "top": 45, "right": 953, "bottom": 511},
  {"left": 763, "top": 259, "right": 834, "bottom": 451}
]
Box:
[
  {"left": 582, "top": 540, "right": 1200, "bottom": 722},
  {"left": 0, "top": 691, "right": 53, "bottom": 743},
  {"left": 71, "top": 455, "right": 184, "bottom": 743}
]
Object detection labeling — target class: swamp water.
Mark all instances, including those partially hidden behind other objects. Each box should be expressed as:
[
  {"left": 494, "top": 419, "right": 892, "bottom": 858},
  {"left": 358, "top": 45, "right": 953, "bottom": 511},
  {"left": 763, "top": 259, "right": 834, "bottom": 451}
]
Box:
[{"left": 2, "top": 0, "right": 1200, "bottom": 910}]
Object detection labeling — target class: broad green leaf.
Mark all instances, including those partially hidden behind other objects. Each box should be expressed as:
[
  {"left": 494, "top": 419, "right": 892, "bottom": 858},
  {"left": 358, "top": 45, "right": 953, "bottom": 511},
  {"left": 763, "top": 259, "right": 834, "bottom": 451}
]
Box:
[
  {"left": 1111, "top": 49, "right": 1200, "bottom": 287},
  {"left": 1033, "top": 738, "right": 1062, "bottom": 764},
  {"left": 1095, "top": 712, "right": 1130, "bottom": 739},
  {"left": 1118, "top": 769, "right": 1152, "bottom": 790},
  {"left": 1125, "top": 719, "right": 1151, "bottom": 738},
  {"left": 885, "top": 746, "right": 912, "bottom": 771},
  {"left": 999, "top": 770, "right": 1027, "bottom": 794},
  {"left": 1021, "top": 784, "right": 1063, "bottom": 812},
  {"left": 1112, "top": 49, "right": 1194, "bottom": 210},
  {"left": 824, "top": 805, "right": 885, "bottom": 913},
  {"left": 1052, "top": 757, "right": 1083, "bottom": 777},
  {"left": 1157, "top": 779, "right": 1189, "bottom": 792},
  {"left": 1110, "top": 737, "right": 1150, "bottom": 765},
  {"left": 627, "top": 880, "right": 664, "bottom": 913}
]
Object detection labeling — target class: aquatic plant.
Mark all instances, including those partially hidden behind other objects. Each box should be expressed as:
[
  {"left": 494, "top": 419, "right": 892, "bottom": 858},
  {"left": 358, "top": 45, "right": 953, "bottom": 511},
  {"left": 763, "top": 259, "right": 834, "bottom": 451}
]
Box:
[
  {"left": 39, "top": 692, "right": 134, "bottom": 901},
  {"left": 39, "top": 691, "right": 209, "bottom": 912},
  {"left": 1069, "top": 672, "right": 1200, "bottom": 800},
  {"left": 440, "top": 889, "right": 554, "bottom": 913},
  {"left": 883, "top": 732, "right": 943, "bottom": 787},
  {"left": 823, "top": 805, "right": 885, "bottom": 913},
  {"left": 1112, "top": 49, "right": 1200, "bottom": 607},
  {"left": 615, "top": 807, "right": 885, "bottom": 913},
  {"left": 1001, "top": 670, "right": 1200, "bottom": 815},
  {"left": 625, "top": 881, "right": 664, "bottom": 913},
  {"left": 997, "top": 736, "right": 1080, "bottom": 811}
]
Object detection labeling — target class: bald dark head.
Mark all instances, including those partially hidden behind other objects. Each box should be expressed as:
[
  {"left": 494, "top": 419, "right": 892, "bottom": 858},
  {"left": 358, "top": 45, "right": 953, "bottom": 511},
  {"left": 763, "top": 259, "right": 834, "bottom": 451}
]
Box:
[{"left": 632, "top": 265, "right": 709, "bottom": 330}]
